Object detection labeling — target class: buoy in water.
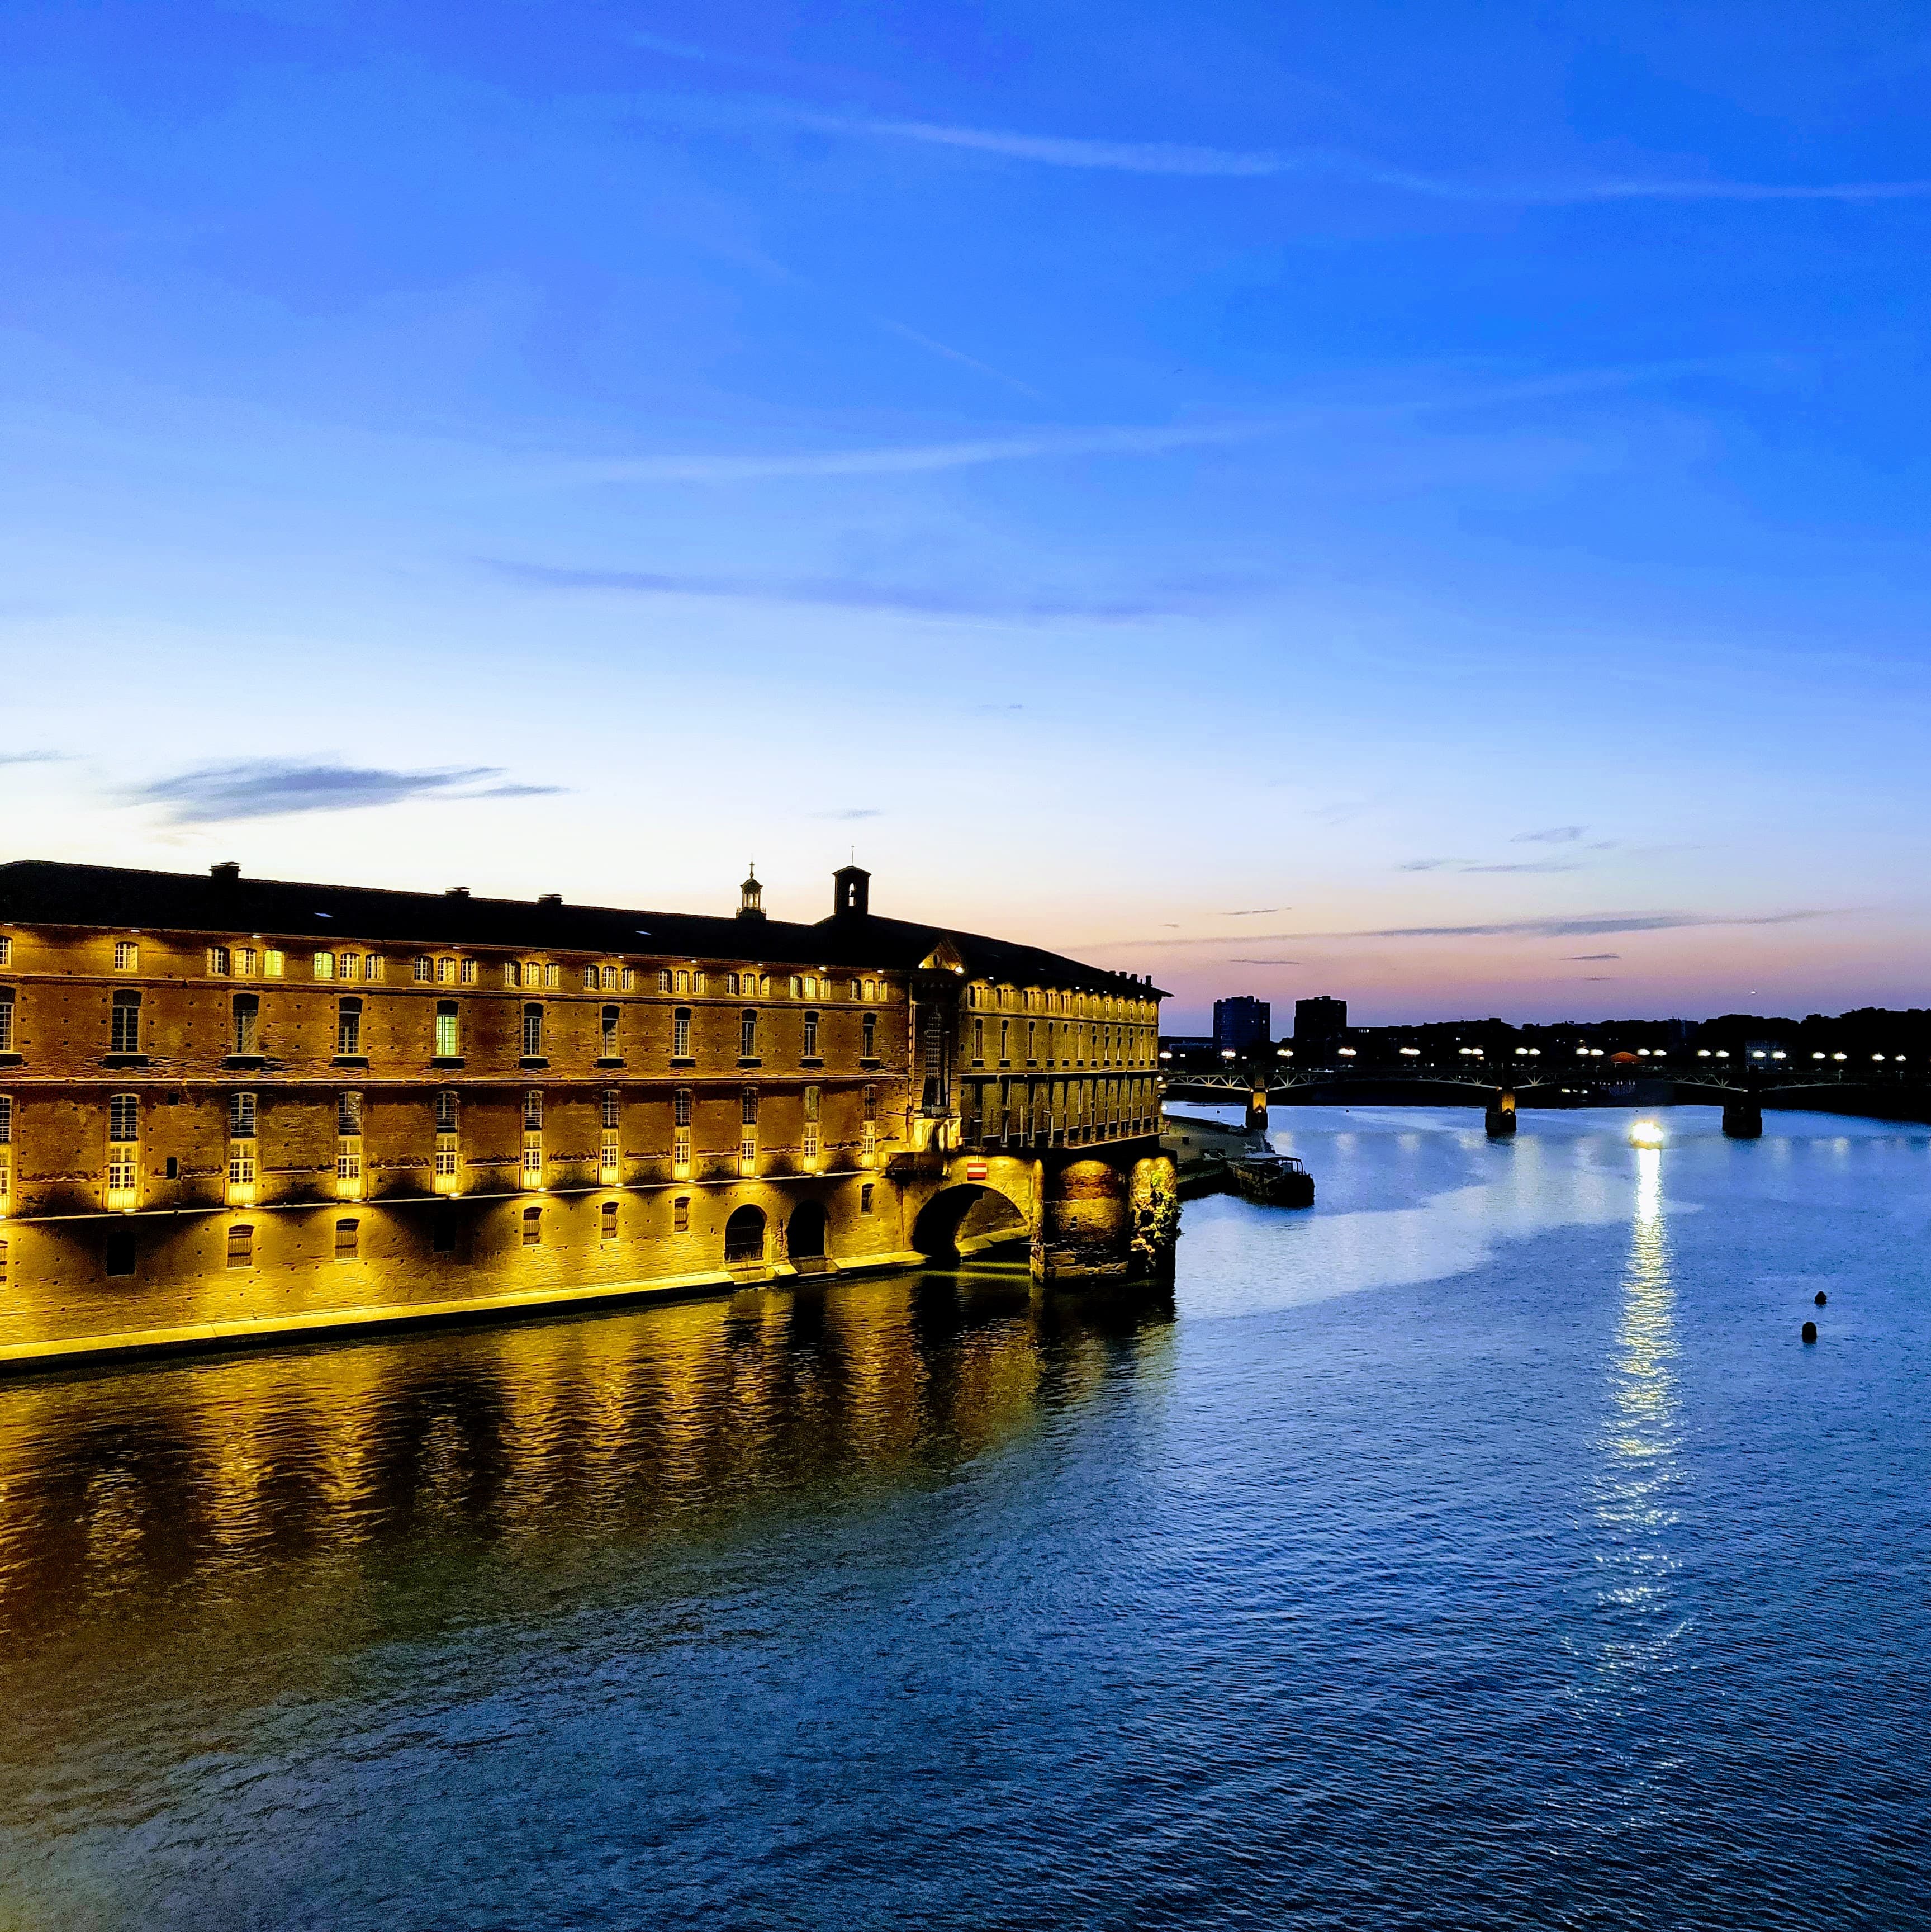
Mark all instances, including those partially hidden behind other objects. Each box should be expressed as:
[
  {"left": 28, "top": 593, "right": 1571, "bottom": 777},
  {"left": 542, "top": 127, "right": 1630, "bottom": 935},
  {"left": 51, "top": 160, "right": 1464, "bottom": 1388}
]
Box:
[
  {"left": 1801, "top": 1321, "right": 1818, "bottom": 1344},
  {"left": 1814, "top": 1291, "right": 1828, "bottom": 1307}
]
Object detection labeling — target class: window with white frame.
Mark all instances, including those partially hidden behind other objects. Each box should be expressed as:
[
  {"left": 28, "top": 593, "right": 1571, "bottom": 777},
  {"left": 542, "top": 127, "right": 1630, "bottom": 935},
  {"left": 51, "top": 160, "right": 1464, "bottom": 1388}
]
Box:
[
  {"left": 435, "top": 1088, "right": 460, "bottom": 1187},
  {"left": 208, "top": 945, "right": 233, "bottom": 976},
  {"left": 232, "top": 993, "right": 259, "bottom": 1055},
  {"left": 459, "top": 959, "right": 476, "bottom": 985},
  {"left": 312, "top": 951, "right": 335, "bottom": 980},
  {"left": 414, "top": 956, "right": 433, "bottom": 983},
  {"left": 803, "top": 1084, "right": 820, "bottom": 1161},
  {"left": 235, "top": 946, "right": 257, "bottom": 977},
  {"left": 114, "top": 940, "right": 139, "bottom": 971},
  {"left": 803, "top": 1010, "right": 819, "bottom": 1058},
  {"left": 110, "top": 989, "right": 141, "bottom": 1055},
  {"left": 0, "top": 937, "right": 11, "bottom": 966},
  {"left": 337, "top": 997, "right": 363, "bottom": 1057},
  {"left": 600, "top": 1005, "right": 620, "bottom": 1057},
  {"left": 435, "top": 1001, "right": 459, "bottom": 1058},
  {"left": 861, "top": 1012, "right": 877, "bottom": 1059},
  {"left": 739, "top": 1010, "right": 758, "bottom": 1059},
  {"left": 522, "top": 1088, "right": 544, "bottom": 1185},
  {"left": 263, "top": 950, "right": 284, "bottom": 978},
  {"left": 521, "top": 1003, "right": 544, "bottom": 1058},
  {"left": 672, "top": 1006, "right": 692, "bottom": 1058}
]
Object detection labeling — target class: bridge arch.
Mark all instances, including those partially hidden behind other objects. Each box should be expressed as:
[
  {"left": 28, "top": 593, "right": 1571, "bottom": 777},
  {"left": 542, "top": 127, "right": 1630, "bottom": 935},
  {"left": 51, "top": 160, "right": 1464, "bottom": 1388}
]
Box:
[{"left": 911, "top": 1183, "right": 1030, "bottom": 1261}]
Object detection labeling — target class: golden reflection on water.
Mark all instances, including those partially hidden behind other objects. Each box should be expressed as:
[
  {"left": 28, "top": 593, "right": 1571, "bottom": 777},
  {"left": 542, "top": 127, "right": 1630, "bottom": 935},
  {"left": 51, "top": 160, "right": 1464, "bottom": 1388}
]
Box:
[
  {"left": 1592, "top": 1145, "right": 1683, "bottom": 1673},
  {"left": 0, "top": 1269, "right": 1171, "bottom": 1685}
]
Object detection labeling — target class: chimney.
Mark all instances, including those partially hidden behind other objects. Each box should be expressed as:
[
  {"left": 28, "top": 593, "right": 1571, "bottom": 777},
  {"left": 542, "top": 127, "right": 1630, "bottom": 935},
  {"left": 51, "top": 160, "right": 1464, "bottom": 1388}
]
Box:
[
  {"left": 538, "top": 893, "right": 562, "bottom": 906},
  {"left": 210, "top": 861, "right": 240, "bottom": 883},
  {"left": 445, "top": 886, "right": 471, "bottom": 898},
  {"left": 832, "top": 865, "right": 870, "bottom": 920}
]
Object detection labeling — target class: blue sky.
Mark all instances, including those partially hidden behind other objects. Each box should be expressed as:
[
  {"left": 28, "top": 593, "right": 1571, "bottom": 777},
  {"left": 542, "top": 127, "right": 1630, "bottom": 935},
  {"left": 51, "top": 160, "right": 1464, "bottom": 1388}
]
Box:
[{"left": 3, "top": 1, "right": 1929, "bottom": 1025}]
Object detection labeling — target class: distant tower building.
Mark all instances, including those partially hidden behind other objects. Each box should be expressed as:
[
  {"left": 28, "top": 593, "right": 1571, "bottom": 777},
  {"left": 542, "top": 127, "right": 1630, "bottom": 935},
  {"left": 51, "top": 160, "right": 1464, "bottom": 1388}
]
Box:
[
  {"left": 1212, "top": 996, "right": 1272, "bottom": 1057},
  {"left": 1294, "top": 996, "right": 1348, "bottom": 1062}
]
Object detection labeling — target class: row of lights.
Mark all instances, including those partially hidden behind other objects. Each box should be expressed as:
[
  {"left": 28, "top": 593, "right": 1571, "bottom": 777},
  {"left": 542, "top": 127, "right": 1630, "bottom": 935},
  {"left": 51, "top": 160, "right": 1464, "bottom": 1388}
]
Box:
[{"left": 1169, "top": 1045, "right": 1908, "bottom": 1064}]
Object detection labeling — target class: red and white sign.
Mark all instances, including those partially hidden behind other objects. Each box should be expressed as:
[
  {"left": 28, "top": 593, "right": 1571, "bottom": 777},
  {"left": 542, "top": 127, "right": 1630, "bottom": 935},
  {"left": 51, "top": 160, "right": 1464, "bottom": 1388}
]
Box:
[{"left": 966, "top": 1160, "right": 988, "bottom": 1181}]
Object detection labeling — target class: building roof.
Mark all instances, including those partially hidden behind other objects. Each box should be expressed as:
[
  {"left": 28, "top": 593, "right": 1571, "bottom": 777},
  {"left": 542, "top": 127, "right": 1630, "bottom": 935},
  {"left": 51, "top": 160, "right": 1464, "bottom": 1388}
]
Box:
[{"left": 0, "top": 860, "right": 1164, "bottom": 999}]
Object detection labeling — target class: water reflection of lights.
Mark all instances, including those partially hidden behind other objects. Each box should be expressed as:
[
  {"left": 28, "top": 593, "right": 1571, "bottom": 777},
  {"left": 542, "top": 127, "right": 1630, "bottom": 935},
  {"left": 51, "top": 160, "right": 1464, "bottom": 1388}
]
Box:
[
  {"left": 1590, "top": 1144, "right": 1685, "bottom": 1680},
  {"left": 1628, "top": 1119, "right": 1666, "bottom": 1148}
]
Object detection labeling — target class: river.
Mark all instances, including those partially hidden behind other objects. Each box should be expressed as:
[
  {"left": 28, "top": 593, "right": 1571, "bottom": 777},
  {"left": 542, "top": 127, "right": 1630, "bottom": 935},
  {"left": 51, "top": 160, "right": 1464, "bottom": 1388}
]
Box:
[{"left": 2, "top": 1106, "right": 1927, "bottom": 1929}]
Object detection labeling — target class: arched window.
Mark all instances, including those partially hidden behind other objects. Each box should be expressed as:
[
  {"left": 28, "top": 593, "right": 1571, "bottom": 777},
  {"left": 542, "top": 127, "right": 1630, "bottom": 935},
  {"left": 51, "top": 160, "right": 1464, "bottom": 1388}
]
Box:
[
  {"left": 0, "top": 986, "right": 13, "bottom": 1054},
  {"left": 601, "top": 1199, "right": 619, "bottom": 1240},
  {"left": 231, "top": 993, "right": 258, "bottom": 1055},
  {"left": 336, "top": 996, "right": 362, "bottom": 1057},
  {"left": 672, "top": 1007, "right": 691, "bottom": 1058},
  {"left": 521, "top": 1003, "right": 544, "bottom": 1058},
  {"left": 739, "top": 1009, "right": 758, "bottom": 1059},
  {"left": 724, "top": 1204, "right": 766, "bottom": 1263},
  {"left": 600, "top": 1004, "right": 620, "bottom": 1057},
  {"left": 862, "top": 1012, "right": 877, "bottom": 1059},
  {"left": 803, "top": 1010, "right": 819, "bottom": 1058},
  {"left": 110, "top": 988, "right": 142, "bottom": 1055}
]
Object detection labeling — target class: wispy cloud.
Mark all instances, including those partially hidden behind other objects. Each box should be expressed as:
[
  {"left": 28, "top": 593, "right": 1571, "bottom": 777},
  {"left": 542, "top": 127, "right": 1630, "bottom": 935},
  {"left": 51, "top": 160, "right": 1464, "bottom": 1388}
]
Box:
[
  {"left": 129, "top": 761, "right": 565, "bottom": 824},
  {"left": 487, "top": 558, "right": 1183, "bottom": 622},
  {"left": 790, "top": 105, "right": 1931, "bottom": 204},
  {"left": 572, "top": 418, "right": 1268, "bottom": 484},
  {"left": 0, "top": 750, "right": 71, "bottom": 766},
  {"left": 812, "top": 808, "right": 883, "bottom": 821},
  {"left": 1397, "top": 858, "right": 1460, "bottom": 872},
  {"left": 1229, "top": 957, "right": 1302, "bottom": 965},
  {"left": 1221, "top": 907, "right": 1282, "bottom": 916},
  {"left": 1126, "top": 908, "right": 1833, "bottom": 946},
  {"left": 1564, "top": 952, "right": 1621, "bottom": 961},
  {"left": 1513, "top": 825, "right": 1586, "bottom": 844}
]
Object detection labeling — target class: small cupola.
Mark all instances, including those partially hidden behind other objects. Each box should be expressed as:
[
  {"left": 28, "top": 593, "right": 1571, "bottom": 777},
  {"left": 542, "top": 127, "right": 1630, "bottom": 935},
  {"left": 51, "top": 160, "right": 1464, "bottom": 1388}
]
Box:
[
  {"left": 738, "top": 863, "right": 766, "bottom": 921},
  {"left": 832, "top": 865, "right": 870, "bottom": 920}
]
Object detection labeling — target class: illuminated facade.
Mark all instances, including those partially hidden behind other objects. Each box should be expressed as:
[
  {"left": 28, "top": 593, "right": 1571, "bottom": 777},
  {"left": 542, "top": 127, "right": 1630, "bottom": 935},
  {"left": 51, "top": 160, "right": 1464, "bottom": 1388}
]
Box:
[{"left": 0, "top": 860, "right": 1175, "bottom": 1363}]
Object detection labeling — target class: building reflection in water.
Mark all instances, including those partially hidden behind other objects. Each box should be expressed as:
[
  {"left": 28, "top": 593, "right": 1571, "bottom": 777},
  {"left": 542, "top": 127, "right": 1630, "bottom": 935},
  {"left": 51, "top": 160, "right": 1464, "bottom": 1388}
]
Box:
[
  {"left": 1590, "top": 1145, "right": 1685, "bottom": 1679},
  {"left": 0, "top": 1267, "right": 1174, "bottom": 1675}
]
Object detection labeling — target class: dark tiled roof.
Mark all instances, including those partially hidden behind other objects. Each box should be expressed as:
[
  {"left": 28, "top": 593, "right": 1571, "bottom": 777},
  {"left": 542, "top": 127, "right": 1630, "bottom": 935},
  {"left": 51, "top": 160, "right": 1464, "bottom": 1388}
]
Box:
[{"left": 0, "top": 861, "right": 1163, "bottom": 998}]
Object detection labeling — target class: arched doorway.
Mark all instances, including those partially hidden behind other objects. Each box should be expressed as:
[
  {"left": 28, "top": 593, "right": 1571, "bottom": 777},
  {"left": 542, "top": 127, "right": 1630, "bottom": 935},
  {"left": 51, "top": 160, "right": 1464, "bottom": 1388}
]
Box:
[
  {"left": 724, "top": 1204, "right": 767, "bottom": 1265},
  {"left": 910, "top": 1184, "right": 1028, "bottom": 1261},
  {"left": 787, "top": 1200, "right": 828, "bottom": 1262}
]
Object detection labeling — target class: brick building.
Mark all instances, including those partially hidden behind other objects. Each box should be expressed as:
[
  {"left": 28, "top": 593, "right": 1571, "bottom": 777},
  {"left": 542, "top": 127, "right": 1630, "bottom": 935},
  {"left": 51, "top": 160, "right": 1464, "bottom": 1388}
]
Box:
[{"left": 0, "top": 860, "right": 1173, "bottom": 1362}]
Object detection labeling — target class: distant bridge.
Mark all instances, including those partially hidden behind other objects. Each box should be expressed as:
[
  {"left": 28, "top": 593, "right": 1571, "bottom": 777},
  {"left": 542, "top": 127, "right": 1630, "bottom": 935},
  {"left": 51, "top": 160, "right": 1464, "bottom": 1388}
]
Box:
[{"left": 1159, "top": 1058, "right": 1931, "bottom": 1126}]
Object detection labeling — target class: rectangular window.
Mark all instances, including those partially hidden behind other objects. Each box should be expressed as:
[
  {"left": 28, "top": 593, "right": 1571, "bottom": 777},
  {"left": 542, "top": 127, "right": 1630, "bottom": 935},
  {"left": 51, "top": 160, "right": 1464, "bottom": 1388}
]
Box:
[
  {"left": 673, "top": 1008, "right": 691, "bottom": 1058},
  {"left": 544, "top": 964, "right": 559, "bottom": 989},
  {"left": 740, "top": 1010, "right": 758, "bottom": 1058},
  {"left": 435, "top": 1002, "right": 459, "bottom": 1057},
  {"left": 108, "top": 1092, "right": 139, "bottom": 1143},
  {"left": 861, "top": 1122, "right": 877, "bottom": 1167},
  {"left": 435, "top": 1088, "right": 459, "bottom": 1132},
  {"left": 523, "top": 1089, "right": 543, "bottom": 1131},
  {"left": 600, "top": 1133, "right": 619, "bottom": 1182},
  {"left": 803, "top": 1121, "right": 820, "bottom": 1162},
  {"left": 335, "top": 1218, "right": 360, "bottom": 1261},
  {"left": 999, "top": 1019, "right": 1010, "bottom": 1064},
  {"left": 434, "top": 957, "right": 454, "bottom": 984},
  {"left": 739, "top": 1135, "right": 757, "bottom": 1175},
  {"left": 522, "top": 1205, "right": 542, "bottom": 1246},
  {"left": 337, "top": 998, "right": 362, "bottom": 1057},
  {"left": 338, "top": 1090, "right": 362, "bottom": 1135},
  {"left": 601, "top": 1006, "right": 620, "bottom": 1057},
  {"left": 674, "top": 1087, "right": 692, "bottom": 1127},
  {"left": 110, "top": 989, "right": 141, "bottom": 1054},
  {"left": 263, "top": 950, "right": 284, "bottom": 978},
  {"left": 208, "top": 945, "right": 231, "bottom": 977},
  {"left": 1027, "top": 1020, "right": 1037, "bottom": 1063},
  {"left": 673, "top": 1195, "right": 690, "bottom": 1233},
  {"left": 602, "top": 1088, "right": 621, "bottom": 1130},
  {"left": 0, "top": 989, "right": 12, "bottom": 1054},
  {"left": 860, "top": 1182, "right": 875, "bottom": 1215},
  {"left": 862, "top": 1084, "right": 877, "bottom": 1121},
  {"left": 673, "top": 1129, "right": 691, "bottom": 1176},
  {"left": 505, "top": 961, "right": 521, "bottom": 988},
  {"left": 0, "top": 1093, "right": 11, "bottom": 1143},
  {"left": 230, "top": 1090, "right": 257, "bottom": 1138},
  {"left": 848, "top": 979, "right": 861, "bottom": 1001},
  {"left": 114, "top": 940, "right": 139, "bottom": 971},
  {"left": 601, "top": 1199, "right": 619, "bottom": 1240},
  {"left": 742, "top": 1087, "right": 758, "bottom": 1125},
  {"left": 725, "top": 971, "right": 740, "bottom": 997},
  {"left": 621, "top": 967, "right": 636, "bottom": 992},
  {"left": 235, "top": 946, "right": 257, "bottom": 978},
  {"left": 414, "top": 957, "right": 433, "bottom": 983},
  {"left": 233, "top": 993, "right": 258, "bottom": 1055},
  {"left": 674, "top": 969, "right": 689, "bottom": 993},
  {"left": 657, "top": 969, "right": 672, "bottom": 992},
  {"left": 803, "top": 1011, "right": 819, "bottom": 1057},
  {"left": 0, "top": 937, "right": 11, "bottom": 965},
  {"left": 788, "top": 976, "right": 802, "bottom": 1000},
  {"left": 972, "top": 1018, "right": 984, "bottom": 1064},
  {"left": 584, "top": 964, "right": 600, "bottom": 990},
  {"left": 434, "top": 1137, "right": 459, "bottom": 1185},
  {"left": 339, "top": 953, "right": 360, "bottom": 982},
  {"left": 862, "top": 1013, "right": 877, "bottom": 1058},
  {"left": 521, "top": 1005, "right": 544, "bottom": 1058},
  {"left": 313, "top": 951, "right": 335, "bottom": 981},
  {"left": 226, "top": 1223, "right": 253, "bottom": 1268},
  {"left": 459, "top": 959, "right": 476, "bottom": 986}
]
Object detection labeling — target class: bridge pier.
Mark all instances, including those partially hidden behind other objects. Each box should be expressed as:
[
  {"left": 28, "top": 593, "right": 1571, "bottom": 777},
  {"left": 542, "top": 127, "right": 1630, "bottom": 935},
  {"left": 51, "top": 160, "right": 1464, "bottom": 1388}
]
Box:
[
  {"left": 1484, "top": 1087, "right": 1517, "bottom": 1138},
  {"left": 1722, "top": 1096, "right": 1763, "bottom": 1138},
  {"left": 1032, "top": 1145, "right": 1178, "bottom": 1289}
]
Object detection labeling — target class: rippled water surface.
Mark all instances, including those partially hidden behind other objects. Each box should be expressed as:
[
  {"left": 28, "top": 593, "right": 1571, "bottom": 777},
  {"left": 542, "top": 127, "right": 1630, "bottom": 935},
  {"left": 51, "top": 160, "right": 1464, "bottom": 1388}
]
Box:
[{"left": 3, "top": 1107, "right": 1929, "bottom": 1929}]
